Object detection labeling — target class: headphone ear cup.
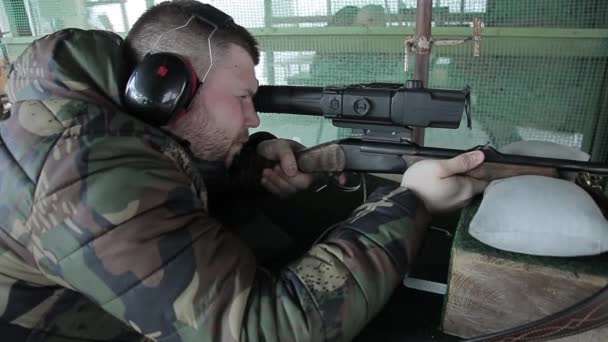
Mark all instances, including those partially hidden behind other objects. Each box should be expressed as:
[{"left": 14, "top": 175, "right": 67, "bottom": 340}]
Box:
[
  {"left": 124, "top": 53, "right": 199, "bottom": 126},
  {"left": 178, "top": 56, "right": 201, "bottom": 112}
]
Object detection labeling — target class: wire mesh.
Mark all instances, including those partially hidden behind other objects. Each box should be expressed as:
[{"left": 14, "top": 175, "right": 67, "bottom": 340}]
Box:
[
  {"left": 426, "top": 0, "right": 608, "bottom": 154},
  {"left": 0, "top": 0, "right": 607, "bottom": 160}
]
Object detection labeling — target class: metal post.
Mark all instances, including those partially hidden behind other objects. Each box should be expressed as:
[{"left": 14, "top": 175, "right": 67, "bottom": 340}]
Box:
[
  {"left": 589, "top": 59, "right": 608, "bottom": 163},
  {"left": 120, "top": 1, "right": 129, "bottom": 32},
  {"left": 0, "top": 30, "right": 10, "bottom": 63},
  {"left": 412, "top": 0, "right": 432, "bottom": 145},
  {"left": 263, "top": 0, "right": 275, "bottom": 85}
]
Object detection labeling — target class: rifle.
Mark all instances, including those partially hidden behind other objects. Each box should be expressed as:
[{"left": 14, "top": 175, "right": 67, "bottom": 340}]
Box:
[
  {"left": 255, "top": 82, "right": 608, "bottom": 341},
  {"left": 253, "top": 82, "right": 608, "bottom": 184}
]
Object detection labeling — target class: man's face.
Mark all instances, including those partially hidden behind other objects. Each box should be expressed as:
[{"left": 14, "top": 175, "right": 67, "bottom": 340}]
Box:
[{"left": 168, "top": 44, "right": 260, "bottom": 167}]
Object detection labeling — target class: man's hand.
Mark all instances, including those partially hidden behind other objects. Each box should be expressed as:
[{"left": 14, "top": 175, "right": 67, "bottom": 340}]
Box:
[
  {"left": 400, "top": 151, "right": 489, "bottom": 213},
  {"left": 256, "top": 139, "right": 317, "bottom": 198}
]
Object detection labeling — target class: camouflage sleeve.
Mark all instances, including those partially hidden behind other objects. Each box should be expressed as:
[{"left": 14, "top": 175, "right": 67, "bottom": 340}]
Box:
[{"left": 33, "top": 132, "right": 427, "bottom": 342}]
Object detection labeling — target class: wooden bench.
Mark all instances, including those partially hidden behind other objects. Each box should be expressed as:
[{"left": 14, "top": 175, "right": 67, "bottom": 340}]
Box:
[{"left": 442, "top": 203, "right": 608, "bottom": 341}]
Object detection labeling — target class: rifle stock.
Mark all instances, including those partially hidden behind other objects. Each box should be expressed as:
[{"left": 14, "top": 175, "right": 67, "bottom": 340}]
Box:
[
  {"left": 295, "top": 138, "right": 607, "bottom": 182},
  {"left": 402, "top": 156, "right": 559, "bottom": 181}
]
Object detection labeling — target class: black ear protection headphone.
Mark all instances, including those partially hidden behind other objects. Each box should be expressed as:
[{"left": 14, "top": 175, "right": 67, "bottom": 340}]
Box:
[{"left": 123, "top": 4, "right": 234, "bottom": 126}]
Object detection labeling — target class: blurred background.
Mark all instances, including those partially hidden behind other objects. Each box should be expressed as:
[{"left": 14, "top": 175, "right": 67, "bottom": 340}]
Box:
[
  {"left": 1, "top": 0, "right": 607, "bottom": 161},
  {"left": 1, "top": 2, "right": 607, "bottom": 340}
]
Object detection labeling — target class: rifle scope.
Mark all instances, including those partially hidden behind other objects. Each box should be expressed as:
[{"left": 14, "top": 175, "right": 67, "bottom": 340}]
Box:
[{"left": 253, "top": 81, "right": 471, "bottom": 129}]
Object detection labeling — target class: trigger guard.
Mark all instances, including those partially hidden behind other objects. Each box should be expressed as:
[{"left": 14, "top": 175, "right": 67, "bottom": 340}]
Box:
[{"left": 328, "top": 172, "right": 362, "bottom": 192}]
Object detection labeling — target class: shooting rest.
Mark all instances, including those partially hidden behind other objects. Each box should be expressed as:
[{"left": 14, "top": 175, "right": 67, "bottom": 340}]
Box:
[{"left": 442, "top": 202, "right": 608, "bottom": 340}]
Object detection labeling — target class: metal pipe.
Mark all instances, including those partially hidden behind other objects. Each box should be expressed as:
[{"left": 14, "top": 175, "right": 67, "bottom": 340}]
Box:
[
  {"left": 412, "top": 0, "right": 432, "bottom": 145},
  {"left": 589, "top": 58, "right": 608, "bottom": 163},
  {"left": 263, "top": 0, "right": 275, "bottom": 85},
  {"left": 0, "top": 30, "right": 9, "bottom": 63},
  {"left": 120, "top": 2, "right": 130, "bottom": 32}
]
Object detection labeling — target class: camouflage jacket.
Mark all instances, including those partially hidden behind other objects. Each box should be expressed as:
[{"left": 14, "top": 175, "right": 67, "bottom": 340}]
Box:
[{"left": 0, "top": 29, "right": 426, "bottom": 342}]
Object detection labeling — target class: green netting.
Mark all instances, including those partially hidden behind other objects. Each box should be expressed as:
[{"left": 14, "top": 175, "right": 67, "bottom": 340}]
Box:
[
  {"left": 1, "top": 0, "right": 607, "bottom": 160},
  {"left": 428, "top": 0, "right": 608, "bottom": 156}
]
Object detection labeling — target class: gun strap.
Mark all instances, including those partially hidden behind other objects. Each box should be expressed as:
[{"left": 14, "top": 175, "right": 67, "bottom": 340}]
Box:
[
  {"left": 466, "top": 177, "right": 608, "bottom": 341},
  {"left": 465, "top": 284, "right": 608, "bottom": 341}
]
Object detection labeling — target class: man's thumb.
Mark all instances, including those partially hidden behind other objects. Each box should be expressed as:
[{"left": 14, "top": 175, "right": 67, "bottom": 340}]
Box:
[{"left": 439, "top": 151, "right": 485, "bottom": 177}]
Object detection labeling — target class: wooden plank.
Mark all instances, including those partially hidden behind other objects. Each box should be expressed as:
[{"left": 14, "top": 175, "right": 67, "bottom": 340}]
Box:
[
  {"left": 443, "top": 248, "right": 608, "bottom": 340},
  {"left": 442, "top": 205, "right": 608, "bottom": 340}
]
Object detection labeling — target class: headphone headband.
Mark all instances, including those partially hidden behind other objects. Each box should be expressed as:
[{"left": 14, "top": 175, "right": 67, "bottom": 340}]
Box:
[
  {"left": 124, "top": 4, "right": 234, "bottom": 127},
  {"left": 197, "top": 4, "right": 234, "bottom": 28}
]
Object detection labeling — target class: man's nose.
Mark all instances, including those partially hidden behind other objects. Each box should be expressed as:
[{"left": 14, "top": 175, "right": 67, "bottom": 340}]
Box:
[{"left": 244, "top": 100, "right": 260, "bottom": 128}]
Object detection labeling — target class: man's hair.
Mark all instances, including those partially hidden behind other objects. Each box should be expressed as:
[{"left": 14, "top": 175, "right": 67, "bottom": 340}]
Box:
[{"left": 125, "top": 0, "right": 259, "bottom": 74}]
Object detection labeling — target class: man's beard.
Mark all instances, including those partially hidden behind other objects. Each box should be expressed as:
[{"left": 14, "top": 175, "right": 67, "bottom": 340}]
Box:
[
  {"left": 167, "top": 109, "right": 247, "bottom": 166},
  {"left": 186, "top": 126, "right": 233, "bottom": 162}
]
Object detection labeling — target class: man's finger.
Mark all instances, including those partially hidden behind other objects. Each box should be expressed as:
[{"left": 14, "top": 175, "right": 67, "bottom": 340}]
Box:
[
  {"left": 278, "top": 140, "right": 307, "bottom": 176},
  {"left": 272, "top": 165, "right": 314, "bottom": 190},
  {"left": 257, "top": 140, "right": 298, "bottom": 177},
  {"left": 287, "top": 173, "right": 315, "bottom": 190},
  {"left": 280, "top": 154, "right": 298, "bottom": 177},
  {"left": 261, "top": 177, "right": 282, "bottom": 196},
  {"left": 266, "top": 178, "right": 297, "bottom": 197},
  {"left": 438, "top": 151, "right": 485, "bottom": 178},
  {"left": 268, "top": 167, "right": 299, "bottom": 193},
  {"left": 269, "top": 178, "right": 298, "bottom": 195},
  {"left": 262, "top": 169, "right": 295, "bottom": 196},
  {"left": 337, "top": 173, "right": 347, "bottom": 185}
]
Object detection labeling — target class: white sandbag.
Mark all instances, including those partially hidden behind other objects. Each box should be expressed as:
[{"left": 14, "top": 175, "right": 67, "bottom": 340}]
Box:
[
  {"left": 469, "top": 175, "right": 608, "bottom": 256},
  {"left": 469, "top": 141, "right": 607, "bottom": 257}
]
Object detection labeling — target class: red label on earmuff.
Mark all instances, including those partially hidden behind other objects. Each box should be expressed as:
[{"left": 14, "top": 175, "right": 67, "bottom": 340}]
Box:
[{"left": 157, "top": 66, "right": 169, "bottom": 77}]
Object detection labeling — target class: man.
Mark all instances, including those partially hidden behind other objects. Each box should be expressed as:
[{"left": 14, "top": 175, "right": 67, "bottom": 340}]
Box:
[{"left": 0, "top": 1, "right": 487, "bottom": 341}]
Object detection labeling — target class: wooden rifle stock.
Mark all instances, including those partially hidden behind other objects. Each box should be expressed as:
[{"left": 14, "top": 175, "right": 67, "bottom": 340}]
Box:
[{"left": 401, "top": 156, "right": 559, "bottom": 181}]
